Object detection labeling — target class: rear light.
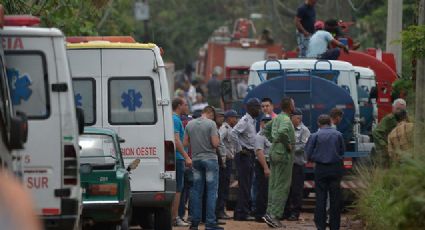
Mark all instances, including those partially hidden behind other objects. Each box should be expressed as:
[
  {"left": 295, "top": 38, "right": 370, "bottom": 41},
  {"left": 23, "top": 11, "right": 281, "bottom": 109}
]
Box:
[
  {"left": 64, "top": 145, "right": 78, "bottom": 185},
  {"left": 88, "top": 184, "right": 118, "bottom": 196},
  {"left": 164, "top": 141, "right": 175, "bottom": 171},
  {"left": 66, "top": 36, "right": 136, "bottom": 43},
  {"left": 4, "top": 15, "right": 40, "bottom": 27},
  {"left": 42, "top": 208, "right": 60, "bottom": 216},
  {"left": 305, "top": 162, "right": 315, "bottom": 168},
  {"left": 154, "top": 192, "right": 166, "bottom": 201},
  {"left": 343, "top": 157, "right": 353, "bottom": 169}
]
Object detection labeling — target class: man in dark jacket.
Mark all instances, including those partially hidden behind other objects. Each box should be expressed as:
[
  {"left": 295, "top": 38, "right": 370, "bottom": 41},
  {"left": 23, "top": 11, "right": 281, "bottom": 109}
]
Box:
[{"left": 305, "top": 114, "right": 345, "bottom": 230}]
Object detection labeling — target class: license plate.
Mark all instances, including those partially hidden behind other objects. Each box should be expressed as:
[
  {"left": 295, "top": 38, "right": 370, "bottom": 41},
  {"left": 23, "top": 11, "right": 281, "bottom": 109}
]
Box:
[{"left": 160, "top": 172, "right": 174, "bottom": 179}]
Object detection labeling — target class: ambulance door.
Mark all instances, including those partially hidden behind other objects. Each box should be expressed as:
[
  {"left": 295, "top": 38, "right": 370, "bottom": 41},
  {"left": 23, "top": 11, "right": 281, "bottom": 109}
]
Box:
[
  {"left": 5, "top": 36, "right": 62, "bottom": 215},
  {"left": 102, "top": 48, "right": 165, "bottom": 191}
]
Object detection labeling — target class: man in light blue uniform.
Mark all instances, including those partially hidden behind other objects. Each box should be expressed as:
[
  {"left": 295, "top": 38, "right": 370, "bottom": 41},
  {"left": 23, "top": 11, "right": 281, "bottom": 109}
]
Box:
[
  {"left": 231, "top": 98, "right": 262, "bottom": 221},
  {"left": 307, "top": 20, "right": 349, "bottom": 60}
]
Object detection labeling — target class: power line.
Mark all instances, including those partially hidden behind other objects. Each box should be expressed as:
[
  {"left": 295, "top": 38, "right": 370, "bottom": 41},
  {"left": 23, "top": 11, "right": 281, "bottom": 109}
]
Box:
[{"left": 346, "top": 0, "right": 367, "bottom": 12}]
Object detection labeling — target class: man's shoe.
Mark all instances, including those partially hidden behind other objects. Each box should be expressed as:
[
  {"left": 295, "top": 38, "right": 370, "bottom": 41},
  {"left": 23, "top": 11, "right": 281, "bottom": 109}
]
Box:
[
  {"left": 174, "top": 217, "right": 189, "bottom": 227},
  {"left": 205, "top": 224, "right": 224, "bottom": 230},
  {"left": 216, "top": 219, "right": 226, "bottom": 225},
  {"left": 217, "top": 212, "right": 232, "bottom": 220},
  {"left": 255, "top": 217, "right": 264, "bottom": 223},
  {"left": 262, "top": 214, "right": 283, "bottom": 228}
]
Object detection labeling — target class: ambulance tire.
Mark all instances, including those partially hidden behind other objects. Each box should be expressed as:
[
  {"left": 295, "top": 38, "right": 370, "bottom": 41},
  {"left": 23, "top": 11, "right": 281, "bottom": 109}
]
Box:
[
  {"left": 154, "top": 207, "right": 172, "bottom": 230},
  {"left": 134, "top": 209, "right": 153, "bottom": 229}
]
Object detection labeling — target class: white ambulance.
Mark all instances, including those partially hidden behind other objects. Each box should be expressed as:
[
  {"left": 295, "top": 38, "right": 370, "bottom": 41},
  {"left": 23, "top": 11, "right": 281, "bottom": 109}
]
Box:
[
  {"left": 67, "top": 38, "right": 176, "bottom": 230},
  {"left": 1, "top": 16, "right": 82, "bottom": 229}
]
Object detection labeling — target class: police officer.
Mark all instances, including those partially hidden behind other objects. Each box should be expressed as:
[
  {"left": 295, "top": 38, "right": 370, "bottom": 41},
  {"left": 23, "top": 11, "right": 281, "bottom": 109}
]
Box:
[
  {"left": 216, "top": 110, "right": 239, "bottom": 219},
  {"left": 231, "top": 98, "right": 262, "bottom": 221}
]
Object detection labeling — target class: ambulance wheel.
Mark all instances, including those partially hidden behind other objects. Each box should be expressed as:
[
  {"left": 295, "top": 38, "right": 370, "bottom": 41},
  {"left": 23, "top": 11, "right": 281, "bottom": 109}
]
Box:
[{"left": 154, "top": 207, "right": 172, "bottom": 230}]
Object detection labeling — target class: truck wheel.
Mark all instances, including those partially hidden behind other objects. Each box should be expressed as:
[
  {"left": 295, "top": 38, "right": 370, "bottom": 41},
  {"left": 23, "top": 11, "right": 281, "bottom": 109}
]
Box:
[{"left": 154, "top": 207, "right": 172, "bottom": 230}]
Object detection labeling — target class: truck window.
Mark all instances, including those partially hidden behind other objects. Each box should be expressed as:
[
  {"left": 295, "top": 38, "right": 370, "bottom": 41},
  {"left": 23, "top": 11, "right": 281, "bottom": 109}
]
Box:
[
  {"left": 73, "top": 78, "right": 96, "bottom": 125},
  {"left": 108, "top": 77, "right": 157, "bottom": 125},
  {"left": 79, "top": 134, "right": 117, "bottom": 164},
  {"left": 5, "top": 52, "right": 49, "bottom": 119}
]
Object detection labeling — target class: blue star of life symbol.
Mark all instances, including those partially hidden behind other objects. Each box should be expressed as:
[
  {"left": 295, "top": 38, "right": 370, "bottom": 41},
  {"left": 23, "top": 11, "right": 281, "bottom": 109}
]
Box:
[
  {"left": 6, "top": 68, "right": 32, "bottom": 105},
  {"left": 75, "top": 93, "right": 83, "bottom": 107},
  {"left": 121, "top": 89, "right": 143, "bottom": 112}
]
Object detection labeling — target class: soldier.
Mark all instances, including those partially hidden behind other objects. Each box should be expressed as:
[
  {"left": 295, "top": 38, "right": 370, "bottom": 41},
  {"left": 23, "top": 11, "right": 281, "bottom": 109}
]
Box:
[
  {"left": 372, "top": 98, "right": 407, "bottom": 167},
  {"left": 216, "top": 110, "right": 239, "bottom": 219},
  {"left": 284, "top": 109, "right": 311, "bottom": 221},
  {"left": 262, "top": 97, "right": 296, "bottom": 228},
  {"left": 231, "top": 98, "right": 262, "bottom": 221}
]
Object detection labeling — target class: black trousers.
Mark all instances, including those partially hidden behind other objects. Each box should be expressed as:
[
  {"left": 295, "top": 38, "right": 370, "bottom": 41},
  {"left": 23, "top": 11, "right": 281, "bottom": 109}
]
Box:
[
  {"left": 216, "top": 159, "right": 233, "bottom": 215},
  {"left": 284, "top": 164, "right": 305, "bottom": 218},
  {"left": 234, "top": 151, "right": 254, "bottom": 219},
  {"left": 254, "top": 160, "right": 269, "bottom": 219},
  {"left": 314, "top": 162, "right": 343, "bottom": 230}
]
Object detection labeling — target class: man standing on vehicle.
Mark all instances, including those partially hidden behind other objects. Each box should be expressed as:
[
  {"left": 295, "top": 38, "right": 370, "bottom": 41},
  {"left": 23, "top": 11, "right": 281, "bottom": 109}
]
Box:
[
  {"left": 231, "top": 98, "right": 262, "bottom": 221},
  {"left": 306, "top": 19, "right": 350, "bottom": 60},
  {"left": 294, "top": 0, "right": 317, "bottom": 57},
  {"left": 305, "top": 115, "right": 345, "bottom": 230},
  {"left": 261, "top": 98, "right": 277, "bottom": 119},
  {"left": 253, "top": 115, "right": 272, "bottom": 222},
  {"left": 216, "top": 110, "right": 240, "bottom": 220},
  {"left": 184, "top": 106, "right": 223, "bottom": 230},
  {"left": 372, "top": 98, "right": 407, "bottom": 167},
  {"left": 172, "top": 98, "right": 192, "bottom": 227},
  {"left": 284, "top": 109, "right": 310, "bottom": 221},
  {"left": 262, "top": 97, "right": 296, "bottom": 228}
]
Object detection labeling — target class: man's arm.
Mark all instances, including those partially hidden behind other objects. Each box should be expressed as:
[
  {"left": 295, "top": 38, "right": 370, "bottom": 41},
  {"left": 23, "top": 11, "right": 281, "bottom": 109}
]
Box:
[
  {"left": 255, "top": 136, "right": 270, "bottom": 177},
  {"left": 230, "top": 120, "right": 246, "bottom": 152},
  {"left": 304, "top": 133, "right": 316, "bottom": 161},
  {"left": 331, "top": 39, "right": 349, "bottom": 53},
  {"left": 294, "top": 17, "right": 310, "bottom": 36},
  {"left": 175, "top": 133, "right": 192, "bottom": 167},
  {"left": 338, "top": 133, "right": 346, "bottom": 156},
  {"left": 183, "top": 131, "right": 190, "bottom": 148},
  {"left": 210, "top": 122, "right": 220, "bottom": 148},
  {"left": 273, "top": 117, "right": 291, "bottom": 149}
]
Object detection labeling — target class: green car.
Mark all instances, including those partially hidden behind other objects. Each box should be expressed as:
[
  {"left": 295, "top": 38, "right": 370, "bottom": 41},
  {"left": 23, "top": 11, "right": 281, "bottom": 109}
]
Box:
[{"left": 79, "top": 127, "right": 139, "bottom": 229}]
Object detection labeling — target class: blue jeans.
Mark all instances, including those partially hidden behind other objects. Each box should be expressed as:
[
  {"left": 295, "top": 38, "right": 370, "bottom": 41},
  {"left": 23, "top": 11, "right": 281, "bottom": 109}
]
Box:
[
  {"left": 190, "top": 159, "right": 219, "bottom": 227},
  {"left": 296, "top": 32, "right": 310, "bottom": 57}
]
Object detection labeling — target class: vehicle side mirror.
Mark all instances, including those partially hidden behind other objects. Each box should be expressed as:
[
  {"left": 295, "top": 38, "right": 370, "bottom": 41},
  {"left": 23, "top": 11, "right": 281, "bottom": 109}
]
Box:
[
  {"left": 127, "top": 158, "right": 140, "bottom": 172},
  {"left": 221, "top": 79, "right": 233, "bottom": 102},
  {"left": 119, "top": 137, "right": 125, "bottom": 143},
  {"left": 76, "top": 108, "right": 85, "bottom": 135},
  {"left": 9, "top": 111, "right": 28, "bottom": 149}
]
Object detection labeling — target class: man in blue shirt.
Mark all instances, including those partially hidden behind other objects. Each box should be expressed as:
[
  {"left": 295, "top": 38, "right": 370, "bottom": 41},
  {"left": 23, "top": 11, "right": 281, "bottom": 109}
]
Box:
[
  {"left": 307, "top": 19, "right": 349, "bottom": 60},
  {"left": 295, "top": 0, "right": 317, "bottom": 57},
  {"left": 172, "top": 98, "right": 192, "bottom": 227},
  {"left": 305, "top": 114, "right": 345, "bottom": 230}
]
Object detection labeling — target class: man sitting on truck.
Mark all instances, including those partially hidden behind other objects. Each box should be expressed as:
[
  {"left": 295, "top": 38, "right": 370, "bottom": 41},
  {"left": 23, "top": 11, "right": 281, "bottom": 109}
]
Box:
[{"left": 306, "top": 19, "right": 349, "bottom": 60}]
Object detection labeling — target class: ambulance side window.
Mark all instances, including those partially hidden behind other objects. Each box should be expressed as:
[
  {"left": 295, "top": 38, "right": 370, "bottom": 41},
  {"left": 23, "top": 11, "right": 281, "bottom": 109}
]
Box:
[
  {"left": 72, "top": 78, "right": 96, "bottom": 125},
  {"left": 108, "top": 77, "right": 157, "bottom": 125},
  {"left": 5, "top": 52, "right": 49, "bottom": 119}
]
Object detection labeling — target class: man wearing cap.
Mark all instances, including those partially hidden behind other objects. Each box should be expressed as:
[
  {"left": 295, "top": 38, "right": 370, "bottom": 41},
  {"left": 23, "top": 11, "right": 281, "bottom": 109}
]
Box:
[
  {"left": 253, "top": 114, "right": 272, "bottom": 221},
  {"left": 216, "top": 110, "right": 239, "bottom": 219},
  {"left": 284, "top": 109, "right": 311, "bottom": 221},
  {"left": 231, "top": 98, "right": 262, "bottom": 221},
  {"left": 262, "top": 97, "right": 296, "bottom": 228}
]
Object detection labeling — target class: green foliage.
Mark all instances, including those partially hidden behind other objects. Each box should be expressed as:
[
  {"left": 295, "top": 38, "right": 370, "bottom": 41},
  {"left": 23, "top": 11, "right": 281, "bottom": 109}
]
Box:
[
  {"left": 401, "top": 25, "right": 425, "bottom": 59},
  {"left": 355, "top": 154, "right": 425, "bottom": 230}
]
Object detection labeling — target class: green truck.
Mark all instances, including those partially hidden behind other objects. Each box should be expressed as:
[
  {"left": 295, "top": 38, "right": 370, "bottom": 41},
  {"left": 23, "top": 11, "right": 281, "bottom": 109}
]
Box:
[{"left": 79, "top": 127, "right": 139, "bottom": 229}]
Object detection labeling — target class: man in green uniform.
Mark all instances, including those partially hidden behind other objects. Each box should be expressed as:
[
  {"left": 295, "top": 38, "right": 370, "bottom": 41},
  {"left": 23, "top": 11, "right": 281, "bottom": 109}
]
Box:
[
  {"left": 262, "top": 97, "right": 296, "bottom": 228},
  {"left": 372, "top": 98, "right": 406, "bottom": 167}
]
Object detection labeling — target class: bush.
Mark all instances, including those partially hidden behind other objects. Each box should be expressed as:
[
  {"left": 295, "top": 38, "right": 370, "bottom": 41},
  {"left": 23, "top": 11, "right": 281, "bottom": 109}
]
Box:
[{"left": 355, "top": 155, "right": 425, "bottom": 230}]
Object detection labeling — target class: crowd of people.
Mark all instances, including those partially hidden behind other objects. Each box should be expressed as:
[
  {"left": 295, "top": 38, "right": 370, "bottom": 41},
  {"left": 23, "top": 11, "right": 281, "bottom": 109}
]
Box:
[{"left": 171, "top": 90, "right": 356, "bottom": 230}]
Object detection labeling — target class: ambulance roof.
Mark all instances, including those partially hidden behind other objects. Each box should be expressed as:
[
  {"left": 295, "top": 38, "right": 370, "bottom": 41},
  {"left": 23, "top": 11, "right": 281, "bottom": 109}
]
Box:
[
  {"left": 67, "top": 41, "right": 157, "bottom": 49},
  {"left": 0, "top": 26, "right": 63, "bottom": 37},
  {"left": 250, "top": 59, "right": 355, "bottom": 72}
]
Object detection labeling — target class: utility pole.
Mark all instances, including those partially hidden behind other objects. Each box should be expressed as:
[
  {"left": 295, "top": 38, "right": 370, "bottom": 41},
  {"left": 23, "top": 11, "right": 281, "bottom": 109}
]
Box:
[
  {"left": 414, "top": 0, "right": 425, "bottom": 153},
  {"left": 386, "top": 0, "right": 403, "bottom": 75}
]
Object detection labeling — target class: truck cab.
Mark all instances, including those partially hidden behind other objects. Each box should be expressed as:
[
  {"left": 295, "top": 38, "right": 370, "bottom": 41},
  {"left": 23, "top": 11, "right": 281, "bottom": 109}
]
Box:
[
  {"left": 67, "top": 38, "right": 175, "bottom": 230},
  {"left": 2, "top": 15, "right": 82, "bottom": 229}
]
